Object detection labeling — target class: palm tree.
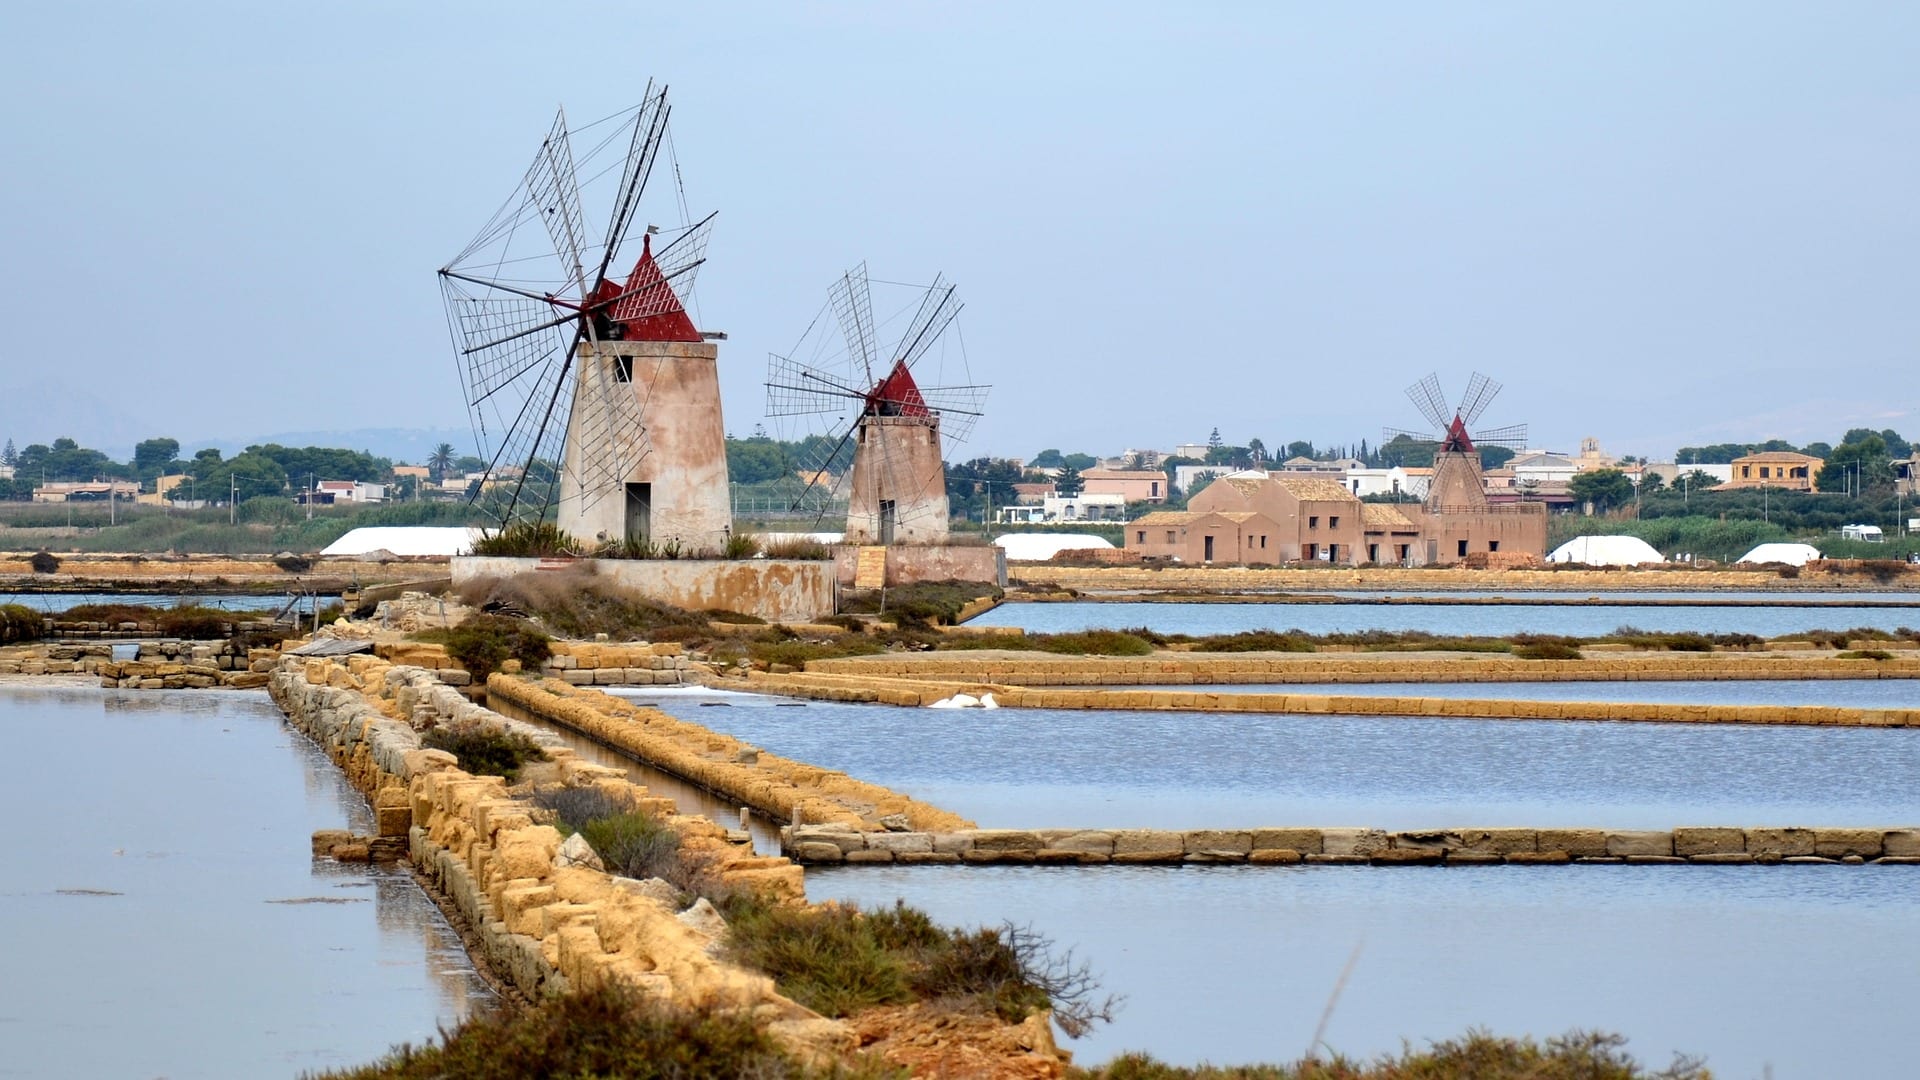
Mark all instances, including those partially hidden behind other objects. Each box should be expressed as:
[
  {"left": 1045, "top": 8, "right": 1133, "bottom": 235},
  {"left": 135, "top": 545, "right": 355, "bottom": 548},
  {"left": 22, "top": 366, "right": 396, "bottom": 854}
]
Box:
[{"left": 428, "top": 443, "right": 456, "bottom": 484}]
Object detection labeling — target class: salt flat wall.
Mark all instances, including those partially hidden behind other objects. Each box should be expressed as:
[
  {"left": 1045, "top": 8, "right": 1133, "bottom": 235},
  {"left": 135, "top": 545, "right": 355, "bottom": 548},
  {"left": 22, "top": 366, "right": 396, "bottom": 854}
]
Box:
[
  {"left": 451, "top": 556, "right": 836, "bottom": 622},
  {"left": 783, "top": 824, "right": 1920, "bottom": 867},
  {"left": 829, "top": 544, "right": 1005, "bottom": 588},
  {"left": 1012, "top": 564, "right": 1919, "bottom": 592},
  {"left": 268, "top": 655, "right": 816, "bottom": 1018},
  {"left": 0, "top": 553, "right": 446, "bottom": 583}
]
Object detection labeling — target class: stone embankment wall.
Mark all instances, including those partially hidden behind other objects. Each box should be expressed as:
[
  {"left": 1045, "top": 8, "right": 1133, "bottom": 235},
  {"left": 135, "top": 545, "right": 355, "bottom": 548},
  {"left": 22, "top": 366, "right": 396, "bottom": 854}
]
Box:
[
  {"left": 805, "top": 652, "right": 1920, "bottom": 685},
  {"left": 486, "top": 674, "right": 973, "bottom": 834},
  {"left": 785, "top": 824, "right": 1920, "bottom": 867},
  {"left": 829, "top": 544, "right": 1006, "bottom": 588},
  {"left": 269, "top": 654, "right": 830, "bottom": 1036},
  {"left": 41, "top": 616, "right": 277, "bottom": 640},
  {"left": 739, "top": 663, "right": 1920, "bottom": 728},
  {"left": 0, "top": 640, "right": 279, "bottom": 688},
  {"left": 367, "top": 639, "right": 692, "bottom": 689},
  {"left": 1012, "top": 564, "right": 1917, "bottom": 593}
]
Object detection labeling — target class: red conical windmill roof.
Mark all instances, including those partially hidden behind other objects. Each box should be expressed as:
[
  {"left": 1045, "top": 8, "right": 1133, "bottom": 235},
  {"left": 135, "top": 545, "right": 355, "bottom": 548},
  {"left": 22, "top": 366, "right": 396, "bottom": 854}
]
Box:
[
  {"left": 865, "top": 360, "right": 931, "bottom": 417},
  {"left": 585, "top": 234, "right": 702, "bottom": 343}
]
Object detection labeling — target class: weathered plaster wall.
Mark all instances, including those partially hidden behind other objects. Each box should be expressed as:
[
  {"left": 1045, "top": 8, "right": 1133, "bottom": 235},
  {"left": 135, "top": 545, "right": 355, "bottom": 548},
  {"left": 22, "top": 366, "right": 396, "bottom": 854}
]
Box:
[
  {"left": 451, "top": 556, "right": 836, "bottom": 622},
  {"left": 829, "top": 544, "right": 1005, "bottom": 588},
  {"left": 843, "top": 416, "right": 948, "bottom": 545}
]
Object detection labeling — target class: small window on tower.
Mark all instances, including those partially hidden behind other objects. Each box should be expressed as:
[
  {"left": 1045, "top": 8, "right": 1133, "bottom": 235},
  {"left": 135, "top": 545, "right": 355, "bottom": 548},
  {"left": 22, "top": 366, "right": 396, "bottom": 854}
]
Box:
[{"left": 614, "top": 356, "right": 634, "bottom": 382}]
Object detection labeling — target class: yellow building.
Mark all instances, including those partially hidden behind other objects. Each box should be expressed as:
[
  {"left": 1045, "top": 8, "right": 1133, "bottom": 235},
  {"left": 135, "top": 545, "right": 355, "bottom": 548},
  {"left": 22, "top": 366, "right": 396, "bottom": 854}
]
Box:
[{"left": 1720, "top": 451, "right": 1821, "bottom": 492}]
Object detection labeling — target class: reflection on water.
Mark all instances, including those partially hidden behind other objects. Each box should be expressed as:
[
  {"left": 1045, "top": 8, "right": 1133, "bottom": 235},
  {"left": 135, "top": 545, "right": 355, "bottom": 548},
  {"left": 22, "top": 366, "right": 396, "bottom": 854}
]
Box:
[
  {"left": 814, "top": 863, "right": 1920, "bottom": 1079},
  {"left": 971, "top": 600, "right": 1920, "bottom": 638},
  {"left": 0, "top": 687, "right": 494, "bottom": 1079},
  {"left": 650, "top": 697, "right": 1920, "bottom": 830}
]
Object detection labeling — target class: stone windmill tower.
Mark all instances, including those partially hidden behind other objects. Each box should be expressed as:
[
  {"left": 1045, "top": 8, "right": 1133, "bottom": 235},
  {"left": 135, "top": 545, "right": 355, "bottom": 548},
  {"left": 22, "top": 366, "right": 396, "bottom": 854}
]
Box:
[
  {"left": 1383, "top": 372, "right": 1528, "bottom": 510},
  {"left": 437, "top": 83, "right": 732, "bottom": 551},
  {"left": 765, "top": 263, "right": 987, "bottom": 544}
]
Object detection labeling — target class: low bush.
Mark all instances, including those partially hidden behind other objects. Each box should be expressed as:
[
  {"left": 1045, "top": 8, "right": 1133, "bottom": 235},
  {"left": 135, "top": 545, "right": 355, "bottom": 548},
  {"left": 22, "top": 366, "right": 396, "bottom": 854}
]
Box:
[
  {"left": 312, "top": 983, "right": 890, "bottom": 1080},
  {"left": 1838, "top": 649, "right": 1895, "bottom": 661},
  {"left": 759, "top": 536, "right": 833, "bottom": 560},
  {"left": 750, "top": 633, "right": 888, "bottom": 668},
  {"left": 420, "top": 720, "right": 547, "bottom": 782},
  {"left": 274, "top": 553, "right": 313, "bottom": 573},
  {"left": 720, "top": 896, "right": 1116, "bottom": 1036},
  {"left": 456, "top": 568, "right": 709, "bottom": 641},
  {"left": 1605, "top": 629, "right": 1714, "bottom": 652},
  {"left": 1030, "top": 629, "right": 1155, "bottom": 657},
  {"left": 1073, "top": 1030, "right": 1707, "bottom": 1079},
  {"left": 706, "top": 608, "right": 767, "bottom": 625},
  {"left": 1514, "top": 641, "right": 1584, "bottom": 660},
  {"left": 425, "top": 614, "right": 552, "bottom": 680},
  {"left": 28, "top": 550, "right": 59, "bottom": 574},
  {"left": 723, "top": 532, "right": 762, "bottom": 559},
  {"left": 580, "top": 809, "right": 684, "bottom": 882},
  {"left": 470, "top": 521, "right": 582, "bottom": 558},
  {"left": 841, "top": 580, "right": 1004, "bottom": 628},
  {"left": 1190, "top": 630, "right": 1315, "bottom": 653},
  {"left": 0, "top": 604, "right": 44, "bottom": 643},
  {"left": 60, "top": 602, "right": 234, "bottom": 638}
]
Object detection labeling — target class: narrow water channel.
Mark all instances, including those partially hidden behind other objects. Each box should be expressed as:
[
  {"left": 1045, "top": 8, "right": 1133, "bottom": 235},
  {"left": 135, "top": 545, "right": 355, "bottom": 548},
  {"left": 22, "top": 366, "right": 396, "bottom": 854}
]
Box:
[{"left": 0, "top": 686, "right": 495, "bottom": 1079}]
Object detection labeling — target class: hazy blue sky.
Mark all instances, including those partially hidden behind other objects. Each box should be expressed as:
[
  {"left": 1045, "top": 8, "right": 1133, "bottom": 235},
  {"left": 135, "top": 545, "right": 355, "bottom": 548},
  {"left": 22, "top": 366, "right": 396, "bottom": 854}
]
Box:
[{"left": 4, "top": 3, "right": 1916, "bottom": 463}]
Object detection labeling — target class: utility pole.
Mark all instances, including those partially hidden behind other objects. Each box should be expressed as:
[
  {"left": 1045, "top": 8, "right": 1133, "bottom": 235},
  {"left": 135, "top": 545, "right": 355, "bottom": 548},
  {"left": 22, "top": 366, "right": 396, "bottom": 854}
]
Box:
[
  {"left": 306, "top": 472, "right": 314, "bottom": 521},
  {"left": 230, "top": 474, "right": 237, "bottom": 526}
]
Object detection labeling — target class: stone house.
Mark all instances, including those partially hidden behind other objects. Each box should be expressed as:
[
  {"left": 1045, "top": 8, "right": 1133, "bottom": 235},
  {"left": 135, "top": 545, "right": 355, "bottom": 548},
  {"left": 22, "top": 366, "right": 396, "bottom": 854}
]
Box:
[
  {"left": 1079, "top": 468, "right": 1168, "bottom": 504},
  {"left": 1189, "top": 473, "right": 1366, "bottom": 563},
  {"left": 1127, "top": 509, "right": 1286, "bottom": 564},
  {"left": 1719, "top": 451, "right": 1821, "bottom": 492}
]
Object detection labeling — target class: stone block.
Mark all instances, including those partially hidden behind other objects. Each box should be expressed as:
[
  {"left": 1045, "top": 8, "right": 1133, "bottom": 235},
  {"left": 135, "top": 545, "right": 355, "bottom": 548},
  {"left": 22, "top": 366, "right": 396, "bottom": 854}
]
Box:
[
  {"left": 930, "top": 833, "right": 974, "bottom": 855},
  {"left": 1505, "top": 851, "right": 1571, "bottom": 865},
  {"left": 1623, "top": 855, "right": 1685, "bottom": 864},
  {"left": 1110, "top": 850, "right": 1183, "bottom": 864},
  {"left": 1606, "top": 832, "right": 1674, "bottom": 857},
  {"left": 1444, "top": 852, "right": 1505, "bottom": 865},
  {"left": 1252, "top": 828, "right": 1323, "bottom": 855},
  {"left": 1814, "top": 828, "right": 1883, "bottom": 858},
  {"left": 791, "top": 842, "right": 845, "bottom": 863},
  {"left": 1182, "top": 830, "right": 1252, "bottom": 855},
  {"left": 1745, "top": 828, "right": 1816, "bottom": 857},
  {"left": 1049, "top": 831, "right": 1115, "bottom": 855},
  {"left": 1371, "top": 849, "right": 1443, "bottom": 866},
  {"left": 1538, "top": 829, "right": 1608, "bottom": 858},
  {"left": 1248, "top": 848, "right": 1303, "bottom": 865},
  {"left": 1111, "top": 829, "right": 1185, "bottom": 855},
  {"left": 561, "top": 670, "right": 595, "bottom": 686},
  {"left": 843, "top": 849, "right": 895, "bottom": 864},
  {"left": 1881, "top": 829, "right": 1920, "bottom": 857},
  {"left": 896, "top": 852, "right": 961, "bottom": 865},
  {"left": 966, "top": 830, "right": 1042, "bottom": 853},
  {"left": 376, "top": 806, "right": 412, "bottom": 838},
  {"left": 866, "top": 833, "right": 933, "bottom": 855},
  {"left": 1452, "top": 828, "right": 1538, "bottom": 855},
  {"left": 1673, "top": 827, "right": 1746, "bottom": 857},
  {"left": 1689, "top": 853, "right": 1755, "bottom": 864},
  {"left": 1320, "top": 828, "right": 1390, "bottom": 857},
  {"left": 1303, "top": 854, "right": 1368, "bottom": 865},
  {"left": 963, "top": 849, "right": 1036, "bottom": 865},
  {"left": 1783, "top": 855, "right": 1839, "bottom": 864}
]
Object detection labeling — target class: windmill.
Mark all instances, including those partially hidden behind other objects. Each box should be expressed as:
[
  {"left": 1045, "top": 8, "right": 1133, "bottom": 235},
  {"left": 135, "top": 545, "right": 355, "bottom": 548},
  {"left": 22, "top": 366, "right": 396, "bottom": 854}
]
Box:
[
  {"left": 437, "top": 84, "right": 731, "bottom": 548},
  {"left": 1382, "top": 372, "right": 1528, "bottom": 509},
  {"left": 765, "top": 263, "right": 988, "bottom": 544}
]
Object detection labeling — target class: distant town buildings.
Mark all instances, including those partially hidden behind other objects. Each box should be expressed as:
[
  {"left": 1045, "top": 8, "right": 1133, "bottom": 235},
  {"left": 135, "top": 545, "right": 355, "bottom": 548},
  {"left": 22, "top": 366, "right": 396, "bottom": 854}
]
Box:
[
  {"left": 1718, "top": 451, "right": 1822, "bottom": 492},
  {"left": 31, "top": 481, "right": 139, "bottom": 503}
]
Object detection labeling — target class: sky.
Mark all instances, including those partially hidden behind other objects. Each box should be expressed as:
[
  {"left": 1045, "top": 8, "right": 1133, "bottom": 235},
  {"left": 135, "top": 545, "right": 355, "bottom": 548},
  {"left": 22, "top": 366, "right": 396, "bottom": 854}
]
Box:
[{"left": 3, "top": 3, "right": 1917, "bottom": 465}]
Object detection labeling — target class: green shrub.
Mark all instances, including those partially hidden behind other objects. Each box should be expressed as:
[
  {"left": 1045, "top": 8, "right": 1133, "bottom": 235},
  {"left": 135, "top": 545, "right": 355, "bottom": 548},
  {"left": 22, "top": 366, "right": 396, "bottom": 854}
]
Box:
[
  {"left": 1514, "top": 641, "right": 1583, "bottom": 660},
  {"left": 310, "top": 983, "right": 893, "bottom": 1080},
  {"left": 470, "top": 521, "right": 581, "bottom": 558},
  {"left": 1074, "top": 1030, "right": 1707, "bottom": 1079},
  {"left": 28, "top": 550, "right": 59, "bottom": 574},
  {"left": 420, "top": 720, "right": 547, "bottom": 782},
  {"left": 840, "top": 580, "right": 1003, "bottom": 628},
  {"left": 706, "top": 608, "right": 767, "bottom": 625},
  {"left": 759, "top": 536, "right": 833, "bottom": 560},
  {"left": 1838, "top": 649, "right": 1895, "bottom": 661},
  {"left": 1190, "top": 630, "right": 1315, "bottom": 653},
  {"left": 455, "top": 569, "right": 708, "bottom": 641},
  {"left": 1031, "top": 630, "right": 1155, "bottom": 656},
  {"left": 720, "top": 896, "right": 1114, "bottom": 1035},
  {"left": 723, "top": 532, "right": 761, "bottom": 559},
  {"left": 0, "top": 604, "right": 44, "bottom": 643},
  {"left": 750, "top": 634, "right": 887, "bottom": 668},
  {"left": 429, "top": 614, "right": 552, "bottom": 680}
]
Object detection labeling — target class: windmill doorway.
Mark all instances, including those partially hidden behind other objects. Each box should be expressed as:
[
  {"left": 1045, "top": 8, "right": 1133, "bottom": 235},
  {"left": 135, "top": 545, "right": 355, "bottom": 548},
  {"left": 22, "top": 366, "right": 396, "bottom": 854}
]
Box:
[
  {"left": 878, "top": 499, "right": 897, "bottom": 545},
  {"left": 625, "top": 483, "right": 652, "bottom": 543}
]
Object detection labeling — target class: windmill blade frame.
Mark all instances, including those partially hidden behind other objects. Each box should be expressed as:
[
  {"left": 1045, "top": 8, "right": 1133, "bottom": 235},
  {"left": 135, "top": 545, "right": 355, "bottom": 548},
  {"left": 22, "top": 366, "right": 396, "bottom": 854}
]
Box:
[
  {"left": 1456, "top": 371, "right": 1503, "bottom": 427},
  {"left": 829, "top": 263, "right": 879, "bottom": 388},
  {"left": 1470, "top": 423, "right": 1529, "bottom": 450},
  {"left": 1405, "top": 373, "right": 1451, "bottom": 432}
]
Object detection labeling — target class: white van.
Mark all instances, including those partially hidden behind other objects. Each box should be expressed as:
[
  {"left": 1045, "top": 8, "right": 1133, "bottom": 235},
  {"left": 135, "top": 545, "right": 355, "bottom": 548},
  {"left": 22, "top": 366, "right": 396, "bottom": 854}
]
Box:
[{"left": 1840, "top": 524, "right": 1885, "bottom": 542}]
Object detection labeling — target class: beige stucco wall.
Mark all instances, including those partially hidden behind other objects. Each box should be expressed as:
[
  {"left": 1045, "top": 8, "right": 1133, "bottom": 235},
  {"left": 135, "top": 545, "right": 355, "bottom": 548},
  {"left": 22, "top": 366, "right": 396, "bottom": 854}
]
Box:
[
  {"left": 843, "top": 416, "right": 949, "bottom": 544},
  {"left": 829, "top": 543, "right": 1004, "bottom": 587},
  {"left": 558, "top": 340, "right": 733, "bottom": 552},
  {"left": 451, "top": 556, "right": 835, "bottom": 622}
]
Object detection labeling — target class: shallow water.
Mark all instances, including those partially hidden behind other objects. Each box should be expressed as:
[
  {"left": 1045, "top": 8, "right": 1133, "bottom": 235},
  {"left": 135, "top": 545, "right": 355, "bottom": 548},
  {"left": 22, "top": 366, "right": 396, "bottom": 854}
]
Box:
[
  {"left": 971, "top": 600, "right": 1920, "bottom": 638},
  {"left": 0, "top": 687, "right": 495, "bottom": 1079},
  {"left": 649, "top": 697, "right": 1920, "bottom": 830},
  {"left": 814, "top": 863, "right": 1919, "bottom": 1079},
  {"left": 1125, "top": 678, "right": 1920, "bottom": 708},
  {"left": 0, "top": 590, "right": 298, "bottom": 613}
]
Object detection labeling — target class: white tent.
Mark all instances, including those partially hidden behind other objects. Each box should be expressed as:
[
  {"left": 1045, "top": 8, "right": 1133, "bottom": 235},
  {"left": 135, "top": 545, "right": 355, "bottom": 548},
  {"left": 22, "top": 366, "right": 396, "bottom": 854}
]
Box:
[
  {"left": 992, "top": 533, "right": 1117, "bottom": 562},
  {"left": 320, "top": 526, "right": 487, "bottom": 558},
  {"left": 1736, "top": 542, "right": 1822, "bottom": 567},
  {"left": 1546, "top": 535, "right": 1666, "bottom": 566}
]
